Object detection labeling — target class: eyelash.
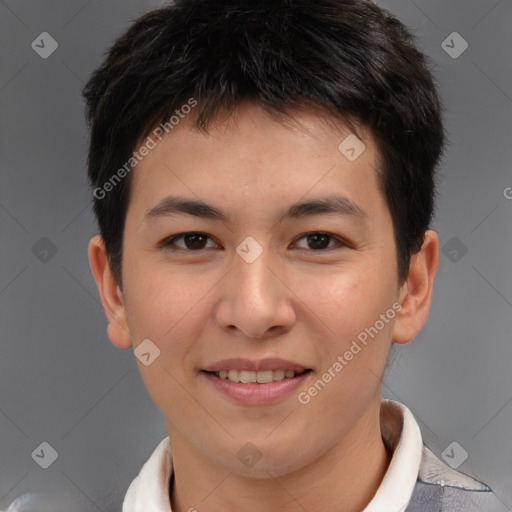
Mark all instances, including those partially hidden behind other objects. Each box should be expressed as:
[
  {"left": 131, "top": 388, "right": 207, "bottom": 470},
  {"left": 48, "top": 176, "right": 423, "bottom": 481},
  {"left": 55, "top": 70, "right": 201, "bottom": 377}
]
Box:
[{"left": 159, "top": 231, "right": 348, "bottom": 252}]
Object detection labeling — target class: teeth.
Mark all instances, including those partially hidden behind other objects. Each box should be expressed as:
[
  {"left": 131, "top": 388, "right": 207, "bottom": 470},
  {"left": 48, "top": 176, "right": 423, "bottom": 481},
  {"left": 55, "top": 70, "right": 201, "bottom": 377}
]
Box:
[
  {"left": 214, "top": 369, "right": 302, "bottom": 383},
  {"left": 256, "top": 370, "right": 273, "bottom": 383},
  {"left": 239, "top": 370, "right": 257, "bottom": 383},
  {"left": 272, "top": 369, "right": 285, "bottom": 381}
]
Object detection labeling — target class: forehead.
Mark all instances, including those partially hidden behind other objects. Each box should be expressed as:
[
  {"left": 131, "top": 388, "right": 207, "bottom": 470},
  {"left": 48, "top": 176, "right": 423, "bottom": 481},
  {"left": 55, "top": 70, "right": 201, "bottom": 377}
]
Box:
[
  {"left": 143, "top": 102, "right": 375, "bottom": 162},
  {"left": 127, "top": 102, "right": 385, "bottom": 222}
]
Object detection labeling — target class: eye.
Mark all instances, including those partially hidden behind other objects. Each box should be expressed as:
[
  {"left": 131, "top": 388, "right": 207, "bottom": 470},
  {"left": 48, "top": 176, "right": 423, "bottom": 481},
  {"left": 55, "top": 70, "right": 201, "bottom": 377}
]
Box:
[
  {"left": 293, "top": 232, "right": 346, "bottom": 251},
  {"left": 160, "top": 232, "right": 219, "bottom": 251},
  {"left": 159, "top": 231, "right": 348, "bottom": 252}
]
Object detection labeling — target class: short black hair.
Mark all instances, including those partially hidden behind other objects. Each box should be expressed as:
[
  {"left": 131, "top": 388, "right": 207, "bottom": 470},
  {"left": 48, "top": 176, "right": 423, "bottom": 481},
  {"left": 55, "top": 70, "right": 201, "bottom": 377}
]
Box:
[{"left": 83, "top": 0, "right": 444, "bottom": 286}]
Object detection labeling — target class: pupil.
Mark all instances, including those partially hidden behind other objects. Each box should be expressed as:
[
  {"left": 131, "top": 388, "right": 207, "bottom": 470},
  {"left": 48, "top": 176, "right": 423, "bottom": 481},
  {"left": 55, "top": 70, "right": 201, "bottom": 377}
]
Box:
[
  {"left": 308, "top": 234, "right": 329, "bottom": 250},
  {"left": 185, "top": 233, "right": 206, "bottom": 249}
]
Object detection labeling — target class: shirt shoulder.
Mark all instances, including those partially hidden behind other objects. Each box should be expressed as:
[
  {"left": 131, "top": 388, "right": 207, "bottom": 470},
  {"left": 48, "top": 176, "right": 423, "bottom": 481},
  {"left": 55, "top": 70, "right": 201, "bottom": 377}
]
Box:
[{"left": 405, "top": 444, "right": 507, "bottom": 512}]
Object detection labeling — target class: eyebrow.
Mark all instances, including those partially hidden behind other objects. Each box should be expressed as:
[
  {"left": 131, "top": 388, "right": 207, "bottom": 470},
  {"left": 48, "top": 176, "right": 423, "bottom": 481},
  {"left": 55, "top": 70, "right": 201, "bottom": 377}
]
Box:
[{"left": 143, "top": 194, "right": 367, "bottom": 224}]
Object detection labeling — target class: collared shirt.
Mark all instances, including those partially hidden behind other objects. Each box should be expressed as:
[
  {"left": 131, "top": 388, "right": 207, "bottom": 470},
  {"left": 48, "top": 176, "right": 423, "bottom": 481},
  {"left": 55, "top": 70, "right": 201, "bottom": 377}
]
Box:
[{"left": 123, "top": 399, "right": 506, "bottom": 512}]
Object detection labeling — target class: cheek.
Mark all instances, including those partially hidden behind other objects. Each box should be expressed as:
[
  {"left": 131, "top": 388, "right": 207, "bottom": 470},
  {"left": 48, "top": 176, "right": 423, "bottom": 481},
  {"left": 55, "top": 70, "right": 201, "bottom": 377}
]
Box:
[
  {"left": 294, "top": 267, "right": 395, "bottom": 433},
  {"left": 296, "top": 260, "right": 395, "bottom": 348},
  {"left": 122, "top": 266, "right": 212, "bottom": 418},
  {"left": 124, "top": 259, "right": 214, "bottom": 342},
  {"left": 293, "top": 258, "right": 397, "bottom": 414}
]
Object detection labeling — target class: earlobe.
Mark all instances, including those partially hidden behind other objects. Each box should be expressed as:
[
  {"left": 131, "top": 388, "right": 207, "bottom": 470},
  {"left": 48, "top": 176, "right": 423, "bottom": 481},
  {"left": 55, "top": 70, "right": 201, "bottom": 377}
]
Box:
[
  {"left": 392, "top": 230, "right": 439, "bottom": 344},
  {"left": 88, "top": 235, "right": 133, "bottom": 349}
]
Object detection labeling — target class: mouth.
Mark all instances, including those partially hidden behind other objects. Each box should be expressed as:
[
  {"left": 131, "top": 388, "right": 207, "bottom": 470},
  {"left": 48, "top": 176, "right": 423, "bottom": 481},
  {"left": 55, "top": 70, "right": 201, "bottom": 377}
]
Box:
[
  {"left": 203, "top": 368, "right": 313, "bottom": 384},
  {"left": 200, "top": 367, "right": 314, "bottom": 405}
]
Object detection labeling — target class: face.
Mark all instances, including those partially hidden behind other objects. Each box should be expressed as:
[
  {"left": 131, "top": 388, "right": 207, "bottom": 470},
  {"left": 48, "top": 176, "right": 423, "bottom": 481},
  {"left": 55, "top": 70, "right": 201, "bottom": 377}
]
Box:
[{"left": 109, "top": 103, "right": 406, "bottom": 476}]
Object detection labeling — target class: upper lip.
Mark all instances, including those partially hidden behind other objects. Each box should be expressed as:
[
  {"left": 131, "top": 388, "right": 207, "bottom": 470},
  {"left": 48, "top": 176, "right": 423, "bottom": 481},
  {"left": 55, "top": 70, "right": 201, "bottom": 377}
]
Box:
[{"left": 202, "top": 358, "right": 310, "bottom": 373}]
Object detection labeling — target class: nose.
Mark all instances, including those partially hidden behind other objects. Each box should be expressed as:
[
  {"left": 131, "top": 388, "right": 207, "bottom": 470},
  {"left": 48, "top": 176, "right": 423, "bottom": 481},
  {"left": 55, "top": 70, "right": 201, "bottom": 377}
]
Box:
[{"left": 214, "top": 246, "right": 296, "bottom": 340}]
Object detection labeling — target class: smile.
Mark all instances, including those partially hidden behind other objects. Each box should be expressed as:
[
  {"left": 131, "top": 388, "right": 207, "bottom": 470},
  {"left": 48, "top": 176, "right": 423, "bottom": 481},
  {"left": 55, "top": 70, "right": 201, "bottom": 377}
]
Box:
[{"left": 201, "top": 369, "right": 313, "bottom": 405}]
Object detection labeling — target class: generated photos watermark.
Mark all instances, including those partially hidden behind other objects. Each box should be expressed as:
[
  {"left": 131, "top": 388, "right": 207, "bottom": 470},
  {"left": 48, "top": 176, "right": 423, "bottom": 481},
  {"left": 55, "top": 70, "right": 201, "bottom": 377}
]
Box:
[
  {"left": 93, "top": 97, "right": 198, "bottom": 200},
  {"left": 298, "top": 301, "right": 402, "bottom": 405}
]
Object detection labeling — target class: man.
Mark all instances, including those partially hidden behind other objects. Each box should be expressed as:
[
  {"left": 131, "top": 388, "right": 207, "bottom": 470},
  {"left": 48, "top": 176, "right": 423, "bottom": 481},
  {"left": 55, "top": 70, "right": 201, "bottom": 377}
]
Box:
[{"left": 83, "top": 0, "right": 505, "bottom": 510}]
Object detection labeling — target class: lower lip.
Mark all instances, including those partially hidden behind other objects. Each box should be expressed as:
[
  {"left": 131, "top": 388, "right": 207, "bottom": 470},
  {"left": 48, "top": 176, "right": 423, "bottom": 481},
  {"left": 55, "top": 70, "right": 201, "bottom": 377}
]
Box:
[{"left": 201, "top": 371, "right": 312, "bottom": 405}]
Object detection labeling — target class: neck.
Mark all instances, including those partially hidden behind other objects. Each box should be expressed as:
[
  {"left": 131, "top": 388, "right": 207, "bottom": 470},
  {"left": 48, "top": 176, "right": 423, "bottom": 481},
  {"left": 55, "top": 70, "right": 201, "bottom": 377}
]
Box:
[{"left": 168, "top": 399, "right": 391, "bottom": 512}]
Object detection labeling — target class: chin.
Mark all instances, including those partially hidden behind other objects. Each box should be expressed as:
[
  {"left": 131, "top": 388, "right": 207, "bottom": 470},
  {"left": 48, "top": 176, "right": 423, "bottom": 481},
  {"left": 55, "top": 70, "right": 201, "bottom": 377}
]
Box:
[{"left": 219, "top": 437, "right": 318, "bottom": 479}]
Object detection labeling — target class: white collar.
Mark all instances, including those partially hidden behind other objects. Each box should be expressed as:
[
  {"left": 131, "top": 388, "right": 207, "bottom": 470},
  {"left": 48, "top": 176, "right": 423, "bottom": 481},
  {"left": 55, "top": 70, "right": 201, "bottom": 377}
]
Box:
[
  {"left": 364, "top": 399, "right": 423, "bottom": 511},
  {"left": 123, "top": 399, "right": 423, "bottom": 512}
]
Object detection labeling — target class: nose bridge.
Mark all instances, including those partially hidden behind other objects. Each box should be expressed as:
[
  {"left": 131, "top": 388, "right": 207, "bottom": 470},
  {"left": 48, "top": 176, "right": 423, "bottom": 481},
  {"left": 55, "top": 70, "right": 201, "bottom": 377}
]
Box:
[{"left": 233, "top": 244, "right": 279, "bottom": 310}]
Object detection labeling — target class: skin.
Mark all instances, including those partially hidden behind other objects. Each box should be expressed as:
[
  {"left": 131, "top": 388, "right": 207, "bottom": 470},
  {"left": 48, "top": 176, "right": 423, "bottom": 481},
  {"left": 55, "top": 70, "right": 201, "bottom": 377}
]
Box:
[{"left": 89, "top": 102, "right": 438, "bottom": 512}]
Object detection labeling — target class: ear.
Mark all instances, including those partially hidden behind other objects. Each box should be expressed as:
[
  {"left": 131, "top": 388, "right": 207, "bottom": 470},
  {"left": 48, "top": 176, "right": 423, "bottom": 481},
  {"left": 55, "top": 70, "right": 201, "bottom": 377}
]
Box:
[
  {"left": 392, "top": 230, "right": 439, "bottom": 344},
  {"left": 88, "top": 235, "right": 132, "bottom": 348}
]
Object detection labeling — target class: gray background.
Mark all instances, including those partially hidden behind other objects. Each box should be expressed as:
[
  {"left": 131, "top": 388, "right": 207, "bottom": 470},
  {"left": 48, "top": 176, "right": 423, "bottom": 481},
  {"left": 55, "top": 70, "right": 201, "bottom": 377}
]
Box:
[{"left": 1, "top": 1, "right": 511, "bottom": 510}]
